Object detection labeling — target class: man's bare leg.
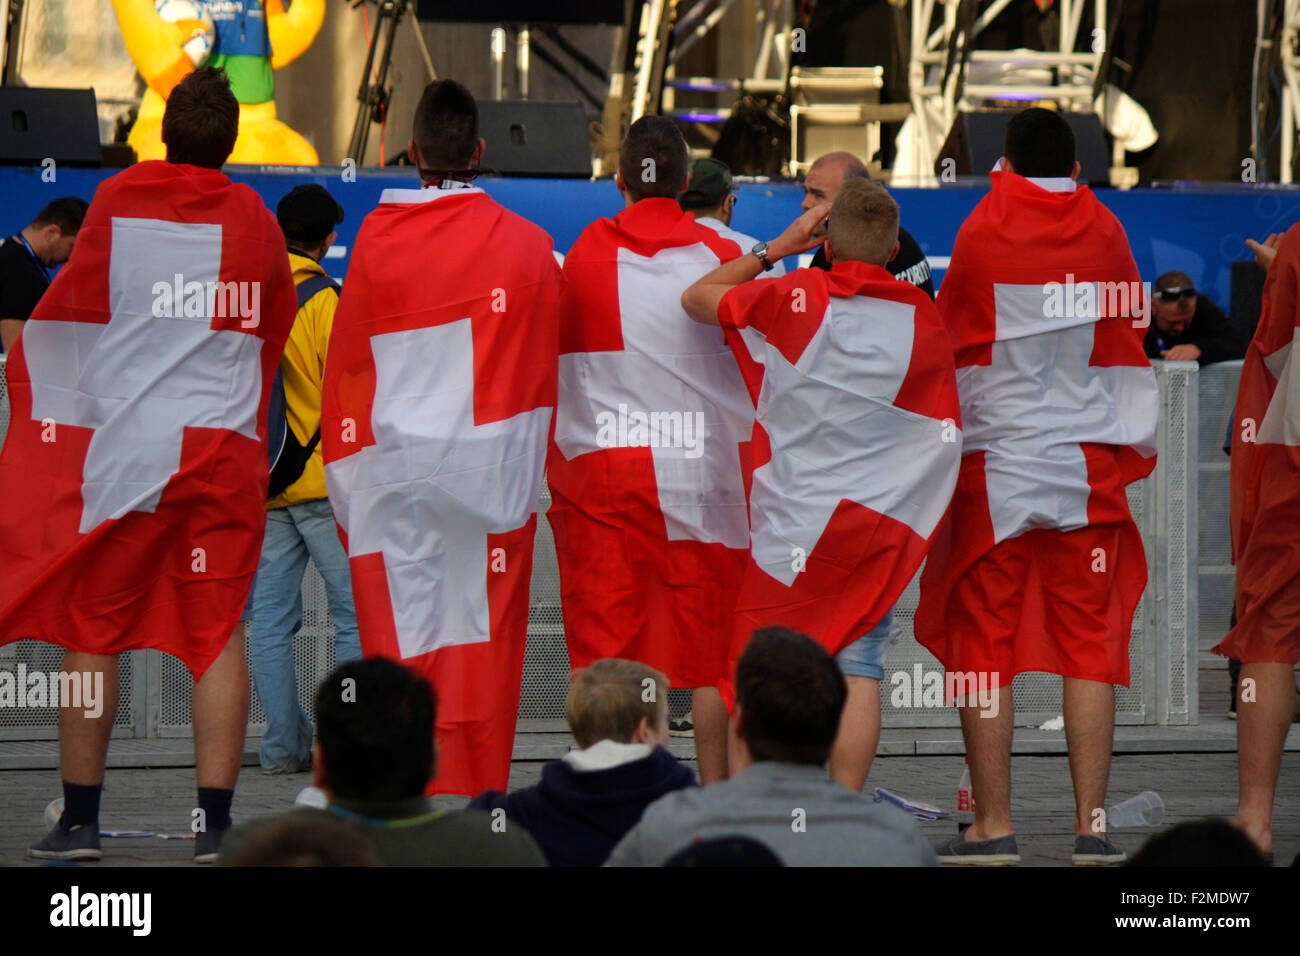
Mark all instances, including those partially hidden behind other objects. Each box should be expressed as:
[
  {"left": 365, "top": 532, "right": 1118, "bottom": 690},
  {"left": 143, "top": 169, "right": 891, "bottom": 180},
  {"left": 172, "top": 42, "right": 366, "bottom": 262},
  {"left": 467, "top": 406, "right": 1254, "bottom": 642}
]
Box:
[
  {"left": 961, "top": 685, "right": 1014, "bottom": 841},
  {"left": 829, "top": 675, "right": 880, "bottom": 792},
  {"left": 1232, "top": 662, "right": 1296, "bottom": 855},
  {"left": 193, "top": 624, "right": 249, "bottom": 790},
  {"left": 58, "top": 651, "right": 120, "bottom": 785},
  {"left": 1063, "top": 677, "right": 1115, "bottom": 836},
  {"left": 693, "top": 685, "right": 729, "bottom": 784}
]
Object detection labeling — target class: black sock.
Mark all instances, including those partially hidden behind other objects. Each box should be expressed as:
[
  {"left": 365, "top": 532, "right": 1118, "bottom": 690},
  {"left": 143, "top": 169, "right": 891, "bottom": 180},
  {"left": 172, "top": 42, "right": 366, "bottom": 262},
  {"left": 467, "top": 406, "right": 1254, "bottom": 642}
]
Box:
[
  {"left": 61, "top": 781, "right": 102, "bottom": 831},
  {"left": 197, "top": 787, "right": 234, "bottom": 833}
]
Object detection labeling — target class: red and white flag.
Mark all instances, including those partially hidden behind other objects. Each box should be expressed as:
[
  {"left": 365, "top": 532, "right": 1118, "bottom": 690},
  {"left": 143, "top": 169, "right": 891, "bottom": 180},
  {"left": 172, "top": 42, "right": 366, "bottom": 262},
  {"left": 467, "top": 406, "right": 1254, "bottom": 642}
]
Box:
[
  {"left": 915, "top": 170, "right": 1158, "bottom": 688},
  {"left": 547, "top": 198, "right": 754, "bottom": 687},
  {"left": 1214, "top": 223, "right": 1300, "bottom": 665},
  {"left": 322, "top": 185, "right": 560, "bottom": 796},
  {"left": 717, "top": 262, "right": 962, "bottom": 680},
  {"left": 0, "top": 161, "right": 296, "bottom": 677}
]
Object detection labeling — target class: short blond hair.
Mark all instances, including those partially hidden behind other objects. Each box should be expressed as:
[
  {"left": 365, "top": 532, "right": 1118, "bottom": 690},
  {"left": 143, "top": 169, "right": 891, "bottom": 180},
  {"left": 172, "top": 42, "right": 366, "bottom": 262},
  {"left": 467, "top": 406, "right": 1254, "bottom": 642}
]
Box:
[
  {"left": 565, "top": 659, "right": 668, "bottom": 748},
  {"left": 827, "top": 177, "right": 899, "bottom": 266}
]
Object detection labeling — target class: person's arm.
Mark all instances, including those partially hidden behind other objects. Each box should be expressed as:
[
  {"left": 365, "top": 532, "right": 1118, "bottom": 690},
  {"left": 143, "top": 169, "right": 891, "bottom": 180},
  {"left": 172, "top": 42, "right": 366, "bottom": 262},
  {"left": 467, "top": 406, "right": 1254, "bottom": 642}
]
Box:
[
  {"left": 1180, "top": 297, "right": 1243, "bottom": 365},
  {"left": 0, "top": 319, "right": 23, "bottom": 353},
  {"left": 682, "top": 204, "right": 830, "bottom": 326},
  {"left": 1245, "top": 233, "right": 1283, "bottom": 272}
]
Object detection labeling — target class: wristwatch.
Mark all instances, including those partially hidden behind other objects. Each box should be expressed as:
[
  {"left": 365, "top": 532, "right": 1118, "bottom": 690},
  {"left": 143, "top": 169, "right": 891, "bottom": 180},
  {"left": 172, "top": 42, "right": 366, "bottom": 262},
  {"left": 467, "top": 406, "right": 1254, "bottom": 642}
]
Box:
[{"left": 751, "top": 240, "right": 774, "bottom": 272}]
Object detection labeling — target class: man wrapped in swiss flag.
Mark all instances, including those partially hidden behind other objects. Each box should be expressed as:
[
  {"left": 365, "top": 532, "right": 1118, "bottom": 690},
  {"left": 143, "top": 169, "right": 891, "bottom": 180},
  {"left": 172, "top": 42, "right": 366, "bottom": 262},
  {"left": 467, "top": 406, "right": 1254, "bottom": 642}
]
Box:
[
  {"left": 1213, "top": 224, "right": 1300, "bottom": 858},
  {"left": 547, "top": 117, "right": 756, "bottom": 783},
  {"left": 0, "top": 69, "right": 297, "bottom": 863},
  {"left": 322, "top": 81, "right": 560, "bottom": 797},
  {"left": 915, "top": 109, "right": 1158, "bottom": 866},
  {"left": 682, "top": 180, "right": 963, "bottom": 788}
]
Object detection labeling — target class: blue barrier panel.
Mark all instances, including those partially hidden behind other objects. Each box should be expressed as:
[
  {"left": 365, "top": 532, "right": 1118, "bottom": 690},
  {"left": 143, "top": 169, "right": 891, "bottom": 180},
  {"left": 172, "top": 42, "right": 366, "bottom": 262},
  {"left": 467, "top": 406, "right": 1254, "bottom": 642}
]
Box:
[{"left": 5, "top": 164, "right": 1300, "bottom": 313}]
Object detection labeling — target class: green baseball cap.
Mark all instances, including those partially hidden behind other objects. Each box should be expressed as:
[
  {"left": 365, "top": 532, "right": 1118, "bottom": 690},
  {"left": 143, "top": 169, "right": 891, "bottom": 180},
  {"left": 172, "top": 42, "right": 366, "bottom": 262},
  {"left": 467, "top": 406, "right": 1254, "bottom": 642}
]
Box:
[{"left": 678, "top": 157, "right": 733, "bottom": 210}]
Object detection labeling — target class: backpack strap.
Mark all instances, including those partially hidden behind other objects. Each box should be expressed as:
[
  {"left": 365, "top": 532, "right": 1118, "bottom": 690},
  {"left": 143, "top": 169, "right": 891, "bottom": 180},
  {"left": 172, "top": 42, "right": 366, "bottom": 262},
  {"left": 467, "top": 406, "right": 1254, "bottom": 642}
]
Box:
[{"left": 295, "top": 273, "right": 339, "bottom": 310}]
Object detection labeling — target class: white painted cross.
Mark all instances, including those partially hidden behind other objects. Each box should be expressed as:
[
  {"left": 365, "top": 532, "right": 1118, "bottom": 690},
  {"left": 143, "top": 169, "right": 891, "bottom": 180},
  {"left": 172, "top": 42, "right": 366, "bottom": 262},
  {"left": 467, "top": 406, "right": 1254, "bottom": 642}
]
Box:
[
  {"left": 325, "top": 318, "right": 551, "bottom": 659},
  {"left": 552, "top": 243, "right": 754, "bottom": 549},
  {"left": 1257, "top": 329, "right": 1300, "bottom": 446},
  {"left": 956, "top": 284, "right": 1158, "bottom": 544},
  {"left": 747, "top": 295, "right": 961, "bottom": 586},
  {"left": 23, "top": 217, "right": 265, "bottom": 534}
]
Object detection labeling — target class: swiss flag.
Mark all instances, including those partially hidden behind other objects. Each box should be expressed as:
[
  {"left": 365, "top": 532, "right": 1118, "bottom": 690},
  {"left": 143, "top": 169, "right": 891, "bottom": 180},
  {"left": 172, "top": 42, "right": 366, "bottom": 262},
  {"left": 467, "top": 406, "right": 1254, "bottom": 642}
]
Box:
[
  {"left": 546, "top": 198, "right": 754, "bottom": 688},
  {"left": 717, "top": 262, "right": 962, "bottom": 692},
  {"left": 1214, "top": 223, "right": 1300, "bottom": 665},
  {"left": 321, "top": 185, "right": 560, "bottom": 796},
  {"left": 915, "top": 171, "right": 1158, "bottom": 689},
  {"left": 0, "top": 161, "right": 297, "bottom": 678}
]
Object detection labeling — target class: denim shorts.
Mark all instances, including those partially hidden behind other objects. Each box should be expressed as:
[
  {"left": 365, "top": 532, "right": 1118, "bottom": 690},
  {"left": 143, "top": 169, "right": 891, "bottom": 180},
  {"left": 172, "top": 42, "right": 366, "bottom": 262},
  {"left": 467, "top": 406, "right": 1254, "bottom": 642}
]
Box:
[{"left": 836, "top": 608, "right": 893, "bottom": 681}]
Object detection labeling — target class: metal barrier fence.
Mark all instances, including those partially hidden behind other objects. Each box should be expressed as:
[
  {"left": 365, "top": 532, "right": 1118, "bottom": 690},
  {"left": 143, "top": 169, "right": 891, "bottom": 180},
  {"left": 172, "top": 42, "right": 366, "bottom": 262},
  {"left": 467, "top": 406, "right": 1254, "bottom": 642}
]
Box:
[{"left": 0, "top": 356, "right": 1202, "bottom": 738}]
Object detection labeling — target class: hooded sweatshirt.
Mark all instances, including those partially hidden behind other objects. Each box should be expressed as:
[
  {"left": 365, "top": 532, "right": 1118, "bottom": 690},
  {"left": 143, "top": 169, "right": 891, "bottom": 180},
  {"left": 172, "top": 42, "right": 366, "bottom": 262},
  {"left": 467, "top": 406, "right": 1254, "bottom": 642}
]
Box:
[{"left": 469, "top": 741, "right": 697, "bottom": 866}]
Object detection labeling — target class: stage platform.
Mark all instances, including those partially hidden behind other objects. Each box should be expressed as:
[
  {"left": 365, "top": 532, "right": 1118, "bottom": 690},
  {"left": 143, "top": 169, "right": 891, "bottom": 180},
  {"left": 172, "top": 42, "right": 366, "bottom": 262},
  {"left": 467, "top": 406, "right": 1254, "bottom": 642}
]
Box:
[{"left": 4, "top": 164, "right": 1300, "bottom": 312}]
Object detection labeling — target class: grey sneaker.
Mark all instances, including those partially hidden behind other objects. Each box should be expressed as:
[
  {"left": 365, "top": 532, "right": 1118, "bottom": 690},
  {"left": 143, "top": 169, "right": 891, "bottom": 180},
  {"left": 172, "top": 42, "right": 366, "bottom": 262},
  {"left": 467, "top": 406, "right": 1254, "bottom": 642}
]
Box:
[
  {"left": 934, "top": 833, "right": 1020, "bottom": 865},
  {"left": 668, "top": 713, "right": 694, "bottom": 738},
  {"left": 29, "top": 822, "right": 102, "bottom": 862},
  {"left": 1073, "top": 834, "right": 1126, "bottom": 865},
  {"left": 194, "top": 827, "right": 228, "bottom": 864}
]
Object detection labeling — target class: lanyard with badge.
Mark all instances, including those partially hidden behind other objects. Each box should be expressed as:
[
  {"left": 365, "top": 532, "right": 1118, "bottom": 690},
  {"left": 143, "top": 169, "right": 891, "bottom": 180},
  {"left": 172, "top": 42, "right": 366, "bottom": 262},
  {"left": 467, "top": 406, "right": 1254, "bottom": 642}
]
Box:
[{"left": 14, "top": 234, "right": 50, "bottom": 284}]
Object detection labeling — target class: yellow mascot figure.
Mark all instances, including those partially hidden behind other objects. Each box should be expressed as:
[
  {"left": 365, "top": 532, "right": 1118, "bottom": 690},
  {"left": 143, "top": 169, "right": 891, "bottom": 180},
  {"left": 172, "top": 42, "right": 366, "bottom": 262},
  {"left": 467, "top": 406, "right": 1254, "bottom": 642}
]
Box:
[{"left": 114, "top": 0, "right": 324, "bottom": 165}]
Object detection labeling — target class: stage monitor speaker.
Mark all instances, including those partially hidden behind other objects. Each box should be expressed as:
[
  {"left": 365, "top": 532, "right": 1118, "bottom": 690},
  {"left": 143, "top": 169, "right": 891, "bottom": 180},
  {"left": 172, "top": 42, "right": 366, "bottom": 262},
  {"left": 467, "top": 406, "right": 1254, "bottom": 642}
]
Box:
[
  {"left": 935, "top": 110, "right": 1109, "bottom": 186},
  {"left": 1229, "top": 259, "right": 1266, "bottom": 343},
  {"left": 476, "top": 102, "right": 590, "bottom": 178},
  {"left": 0, "top": 88, "right": 100, "bottom": 167}
]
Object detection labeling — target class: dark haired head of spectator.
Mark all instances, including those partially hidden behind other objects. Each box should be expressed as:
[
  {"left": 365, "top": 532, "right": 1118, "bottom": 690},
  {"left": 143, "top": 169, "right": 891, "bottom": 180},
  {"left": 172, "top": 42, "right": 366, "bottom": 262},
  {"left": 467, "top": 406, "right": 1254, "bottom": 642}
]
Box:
[
  {"left": 618, "top": 116, "right": 689, "bottom": 203},
  {"left": 1127, "top": 818, "right": 1270, "bottom": 867},
  {"left": 277, "top": 184, "right": 344, "bottom": 260},
  {"left": 409, "top": 79, "right": 484, "bottom": 182},
  {"left": 313, "top": 658, "right": 437, "bottom": 802},
  {"left": 25, "top": 197, "right": 88, "bottom": 267},
  {"left": 161, "top": 67, "right": 240, "bottom": 170},
  {"left": 565, "top": 658, "right": 670, "bottom": 748},
  {"left": 664, "top": 836, "right": 784, "bottom": 867},
  {"left": 223, "top": 815, "right": 383, "bottom": 867},
  {"left": 731, "top": 627, "right": 847, "bottom": 768},
  {"left": 1003, "top": 107, "right": 1079, "bottom": 180}
]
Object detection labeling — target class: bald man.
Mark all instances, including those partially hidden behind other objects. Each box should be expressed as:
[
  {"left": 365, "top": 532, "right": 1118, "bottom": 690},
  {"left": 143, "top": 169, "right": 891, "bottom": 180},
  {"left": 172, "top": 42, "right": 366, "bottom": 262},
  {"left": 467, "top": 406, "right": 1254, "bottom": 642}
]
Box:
[
  {"left": 803, "top": 152, "right": 934, "bottom": 298},
  {"left": 1141, "top": 270, "right": 1243, "bottom": 366}
]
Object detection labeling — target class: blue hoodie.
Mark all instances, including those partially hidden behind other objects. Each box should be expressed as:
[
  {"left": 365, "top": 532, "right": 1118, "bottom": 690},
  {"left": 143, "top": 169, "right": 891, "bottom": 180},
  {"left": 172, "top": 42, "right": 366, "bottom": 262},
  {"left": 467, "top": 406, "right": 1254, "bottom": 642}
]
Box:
[{"left": 470, "top": 743, "right": 697, "bottom": 867}]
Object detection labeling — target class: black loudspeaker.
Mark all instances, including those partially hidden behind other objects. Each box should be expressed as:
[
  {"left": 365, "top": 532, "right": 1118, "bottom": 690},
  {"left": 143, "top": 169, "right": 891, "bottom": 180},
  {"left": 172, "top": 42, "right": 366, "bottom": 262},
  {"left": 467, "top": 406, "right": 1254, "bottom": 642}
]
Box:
[
  {"left": 0, "top": 88, "right": 101, "bottom": 167},
  {"left": 935, "top": 109, "right": 1110, "bottom": 186},
  {"left": 1229, "top": 259, "right": 1267, "bottom": 343},
  {"left": 476, "top": 102, "right": 590, "bottom": 178}
]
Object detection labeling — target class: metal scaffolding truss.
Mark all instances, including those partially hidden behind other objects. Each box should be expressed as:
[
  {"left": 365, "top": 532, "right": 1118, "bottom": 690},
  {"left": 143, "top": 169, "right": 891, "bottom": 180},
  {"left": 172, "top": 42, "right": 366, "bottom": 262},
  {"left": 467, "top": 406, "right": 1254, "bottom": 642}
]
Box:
[
  {"left": 906, "top": 0, "right": 1108, "bottom": 177},
  {"left": 660, "top": 0, "right": 797, "bottom": 122},
  {"left": 1277, "top": 0, "right": 1300, "bottom": 181}
]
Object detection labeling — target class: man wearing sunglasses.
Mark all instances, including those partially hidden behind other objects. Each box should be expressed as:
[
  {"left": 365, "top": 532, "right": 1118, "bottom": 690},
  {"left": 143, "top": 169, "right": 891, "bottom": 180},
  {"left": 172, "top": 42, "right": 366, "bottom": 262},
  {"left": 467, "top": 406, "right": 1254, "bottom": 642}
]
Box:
[{"left": 1143, "top": 270, "right": 1244, "bottom": 365}]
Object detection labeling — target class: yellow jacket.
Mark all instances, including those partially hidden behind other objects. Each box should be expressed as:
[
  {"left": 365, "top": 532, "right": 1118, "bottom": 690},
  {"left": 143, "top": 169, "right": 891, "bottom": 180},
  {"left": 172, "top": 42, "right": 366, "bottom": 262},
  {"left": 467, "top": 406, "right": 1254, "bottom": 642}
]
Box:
[{"left": 268, "top": 252, "right": 336, "bottom": 509}]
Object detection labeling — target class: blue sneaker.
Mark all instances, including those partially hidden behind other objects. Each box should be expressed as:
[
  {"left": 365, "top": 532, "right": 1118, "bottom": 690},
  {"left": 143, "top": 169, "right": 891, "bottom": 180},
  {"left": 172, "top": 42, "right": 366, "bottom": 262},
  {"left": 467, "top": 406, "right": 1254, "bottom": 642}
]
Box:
[
  {"left": 934, "top": 832, "right": 1020, "bottom": 865},
  {"left": 1073, "top": 834, "right": 1126, "bottom": 865}
]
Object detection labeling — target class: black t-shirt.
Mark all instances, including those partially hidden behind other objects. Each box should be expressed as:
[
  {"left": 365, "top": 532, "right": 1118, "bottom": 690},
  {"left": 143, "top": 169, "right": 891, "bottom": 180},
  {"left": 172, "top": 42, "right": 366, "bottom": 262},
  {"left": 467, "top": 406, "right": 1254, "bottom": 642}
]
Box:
[
  {"left": 0, "top": 235, "right": 50, "bottom": 352},
  {"left": 810, "top": 224, "right": 935, "bottom": 299},
  {"left": 1142, "top": 294, "right": 1245, "bottom": 366}
]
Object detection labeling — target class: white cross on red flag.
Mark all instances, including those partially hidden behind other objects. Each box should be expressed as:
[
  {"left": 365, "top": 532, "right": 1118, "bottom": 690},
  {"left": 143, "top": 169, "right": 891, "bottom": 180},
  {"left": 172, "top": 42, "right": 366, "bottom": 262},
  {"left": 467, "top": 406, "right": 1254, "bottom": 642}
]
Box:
[
  {"left": 547, "top": 198, "right": 755, "bottom": 688},
  {"left": 716, "top": 261, "right": 963, "bottom": 694},
  {"left": 322, "top": 187, "right": 560, "bottom": 796},
  {"left": 1215, "top": 223, "right": 1300, "bottom": 665},
  {"left": 0, "top": 161, "right": 297, "bottom": 678},
  {"left": 915, "top": 170, "right": 1158, "bottom": 688}
]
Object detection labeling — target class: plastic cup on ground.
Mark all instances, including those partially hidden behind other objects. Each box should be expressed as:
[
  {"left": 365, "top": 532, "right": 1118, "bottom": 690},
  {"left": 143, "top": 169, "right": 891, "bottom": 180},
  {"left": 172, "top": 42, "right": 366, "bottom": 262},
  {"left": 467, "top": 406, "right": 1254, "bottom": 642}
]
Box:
[{"left": 1107, "top": 791, "right": 1164, "bottom": 828}]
